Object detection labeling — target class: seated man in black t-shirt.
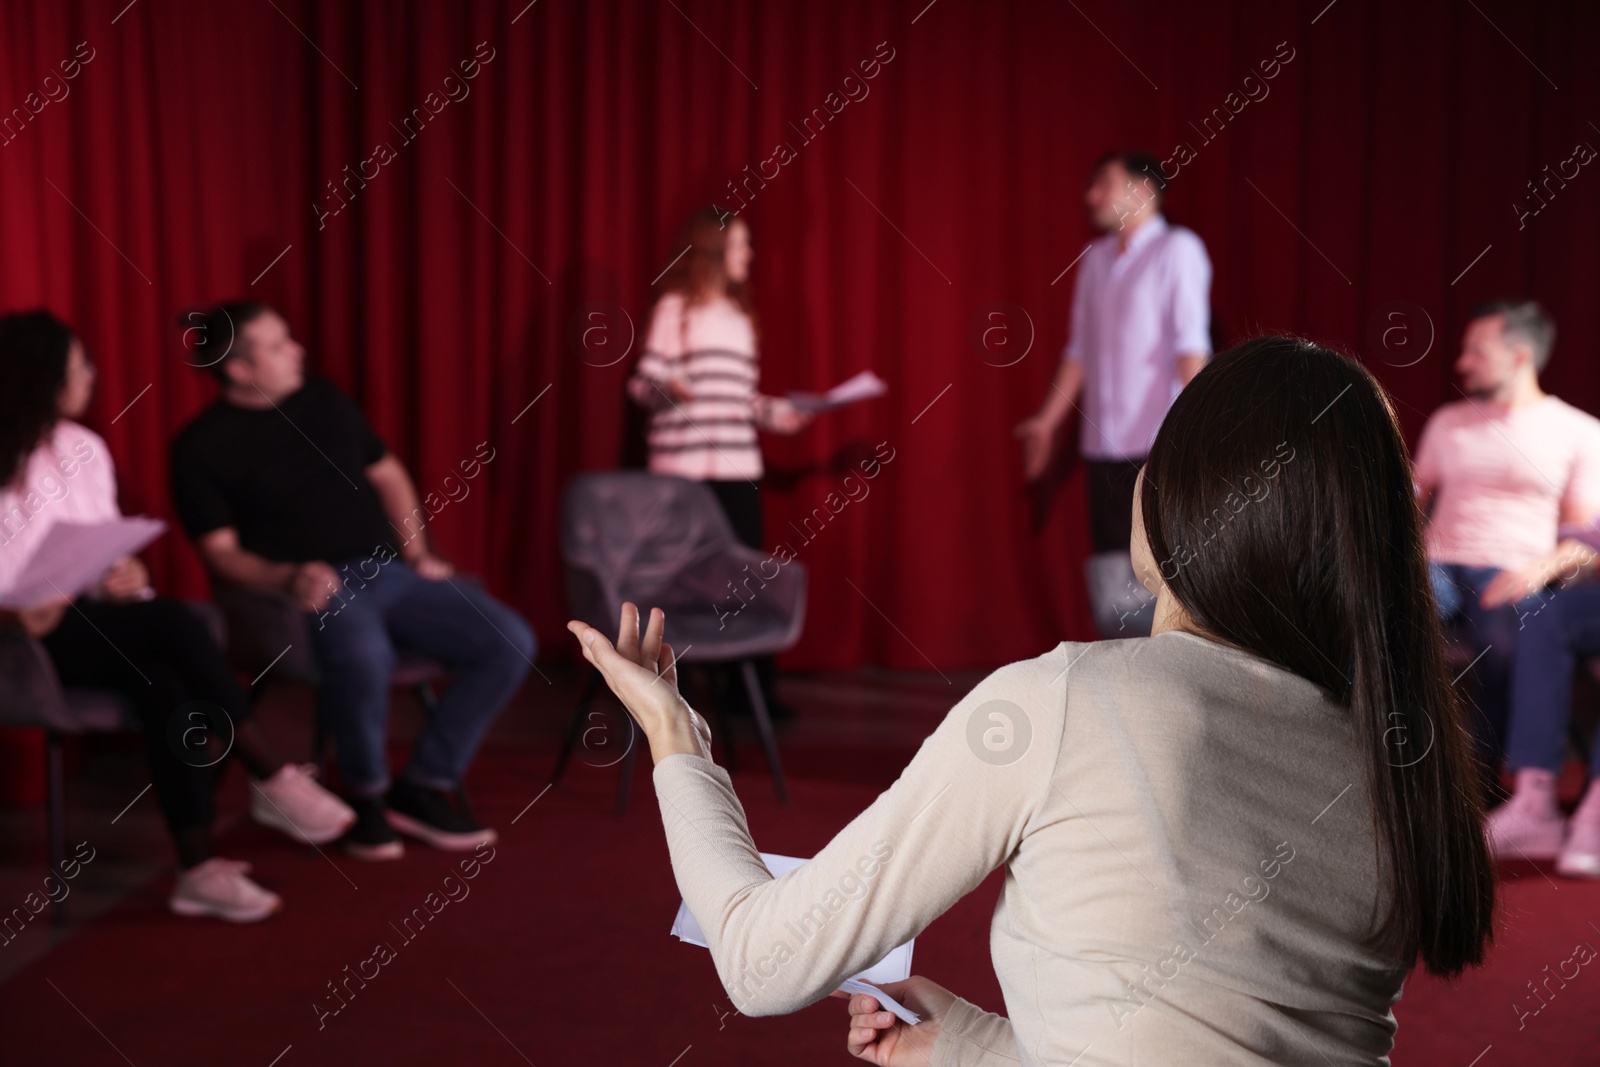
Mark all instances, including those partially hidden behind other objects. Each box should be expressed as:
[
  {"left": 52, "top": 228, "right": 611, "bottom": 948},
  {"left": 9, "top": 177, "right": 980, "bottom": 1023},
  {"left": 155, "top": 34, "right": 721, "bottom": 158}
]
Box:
[{"left": 170, "top": 301, "right": 535, "bottom": 861}]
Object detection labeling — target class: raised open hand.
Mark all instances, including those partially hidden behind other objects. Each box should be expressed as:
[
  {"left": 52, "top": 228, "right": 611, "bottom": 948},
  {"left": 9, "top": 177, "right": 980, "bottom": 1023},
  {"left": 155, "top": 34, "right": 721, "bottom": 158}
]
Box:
[{"left": 567, "top": 602, "right": 713, "bottom": 765}]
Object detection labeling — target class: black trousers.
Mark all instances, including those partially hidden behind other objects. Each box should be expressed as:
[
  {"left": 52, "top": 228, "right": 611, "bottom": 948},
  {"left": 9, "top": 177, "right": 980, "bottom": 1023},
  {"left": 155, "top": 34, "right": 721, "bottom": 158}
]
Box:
[
  {"left": 41, "top": 597, "right": 251, "bottom": 835},
  {"left": 1085, "top": 457, "right": 1147, "bottom": 554},
  {"left": 704, "top": 480, "right": 780, "bottom": 708}
]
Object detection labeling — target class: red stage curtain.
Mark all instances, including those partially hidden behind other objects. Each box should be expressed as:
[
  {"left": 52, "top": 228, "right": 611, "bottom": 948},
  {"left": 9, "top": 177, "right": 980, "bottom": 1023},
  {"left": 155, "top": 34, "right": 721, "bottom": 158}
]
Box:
[{"left": 1, "top": 0, "right": 1596, "bottom": 672}]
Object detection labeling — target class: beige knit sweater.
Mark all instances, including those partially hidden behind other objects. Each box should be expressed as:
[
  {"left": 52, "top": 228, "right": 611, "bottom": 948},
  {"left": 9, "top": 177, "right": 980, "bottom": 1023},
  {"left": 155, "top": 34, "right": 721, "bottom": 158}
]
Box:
[{"left": 653, "top": 631, "right": 1410, "bottom": 1065}]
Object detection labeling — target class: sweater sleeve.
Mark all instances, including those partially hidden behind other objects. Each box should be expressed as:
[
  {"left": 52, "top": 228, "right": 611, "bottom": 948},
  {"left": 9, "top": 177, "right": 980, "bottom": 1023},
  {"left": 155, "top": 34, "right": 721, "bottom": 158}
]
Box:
[
  {"left": 934, "top": 997, "right": 1022, "bottom": 1065},
  {"left": 1560, "top": 412, "right": 1600, "bottom": 523},
  {"left": 628, "top": 294, "right": 687, "bottom": 412},
  {"left": 1411, "top": 409, "right": 1442, "bottom": 499},
  {"left": 63, "top": 424, "right": 121, "bottom": 523},
  {"left": 1164, "top": 229, "right": 1212, "bottom": 359},
  {"left": 650, "top": 647, "right": 1069, "bottom": 1024}
]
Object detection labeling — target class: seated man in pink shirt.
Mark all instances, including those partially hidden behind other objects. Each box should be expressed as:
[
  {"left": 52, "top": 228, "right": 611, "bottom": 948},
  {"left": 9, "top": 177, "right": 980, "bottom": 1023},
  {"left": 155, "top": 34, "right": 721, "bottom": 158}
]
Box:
[{"left": 1413, "top": 299, "right": 1600, "bottom": 790}]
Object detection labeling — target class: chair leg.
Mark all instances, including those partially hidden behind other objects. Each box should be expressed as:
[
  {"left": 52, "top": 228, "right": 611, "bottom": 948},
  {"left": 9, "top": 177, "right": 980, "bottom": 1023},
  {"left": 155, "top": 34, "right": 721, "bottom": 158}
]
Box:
[
  {"left": 695, "top": 665, "right": 739, "bottom": 773},
  {"left": 414, "top": 681, "right": 440, "bottom": 719},
  {"left": 616, "top": 715, "right": 639, "bottom": 818},
  {"left": 550, "top": 672, "right": 603, "bottom": 787},
  {"left": 739, "top": 659, "right": 789, "bottom": 804},
  {"left": 47, "top": 731, "right": 66, "bottom": 927}
]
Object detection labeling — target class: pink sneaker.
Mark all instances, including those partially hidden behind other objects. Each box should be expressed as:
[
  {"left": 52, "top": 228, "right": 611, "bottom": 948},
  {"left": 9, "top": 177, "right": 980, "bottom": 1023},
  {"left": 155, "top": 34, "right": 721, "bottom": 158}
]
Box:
[
  {"left": 1556, "top": 817, "right": 1600, "bottom": 878},
  {"left": 1486, "top": 793, "right": 1564, "bottom": 861},
  {"left": 169, "top": 858, "right": 282, "bottom": 922},
  {"left": 251, "top": 763, "right": 356, "bottom": 845}
]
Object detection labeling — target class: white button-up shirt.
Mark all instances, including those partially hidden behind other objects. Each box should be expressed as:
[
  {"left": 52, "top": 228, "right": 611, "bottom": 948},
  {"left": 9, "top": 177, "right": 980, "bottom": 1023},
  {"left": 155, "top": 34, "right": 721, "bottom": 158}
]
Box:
[{"left": 1063, "top": 214, "right": 1212, "bottom": 460}]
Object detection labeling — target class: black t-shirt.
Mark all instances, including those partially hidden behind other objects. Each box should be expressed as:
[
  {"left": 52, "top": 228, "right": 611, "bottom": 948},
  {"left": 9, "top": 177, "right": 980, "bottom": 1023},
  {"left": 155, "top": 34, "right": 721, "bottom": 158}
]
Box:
[{"left": 170, "top": 377, "right": 397, "bottom": 563}]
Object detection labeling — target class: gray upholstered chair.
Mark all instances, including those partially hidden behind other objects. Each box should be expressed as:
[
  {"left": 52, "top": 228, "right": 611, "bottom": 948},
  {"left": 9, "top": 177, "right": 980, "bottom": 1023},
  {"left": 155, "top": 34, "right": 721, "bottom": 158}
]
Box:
[{"left": 551, "top": 471, "right": 807, "bottom": 814}]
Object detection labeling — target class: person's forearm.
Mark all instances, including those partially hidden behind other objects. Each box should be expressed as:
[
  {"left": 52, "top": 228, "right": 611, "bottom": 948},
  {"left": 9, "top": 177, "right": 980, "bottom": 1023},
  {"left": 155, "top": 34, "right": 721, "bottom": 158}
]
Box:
[
  {"left": 628, "top": 372, "right": 676, "bottom": 411},
  {"left": 1549, "top": 538, "right": 1597, "bottom": 583},
  {"left": 2, "top": 597, "right": 74, "bottom": 638},
  {"left": 368, "top": 460, "right": 434, "bottom": 560},
  {"left": 649, "top": 710, "right": 708, "bottom": 764},
  {"left": 1176, "top": 352, "right": 1207, "bottom": 385},
  {"left": 1036, "top": 360, "right": 1083, "bottom": 425},
  {"left": 753, "top": 393, "right": 794, "bottom": 432},
  {"left": 205, "top": 544, "right": 298, "bottom": 594}
]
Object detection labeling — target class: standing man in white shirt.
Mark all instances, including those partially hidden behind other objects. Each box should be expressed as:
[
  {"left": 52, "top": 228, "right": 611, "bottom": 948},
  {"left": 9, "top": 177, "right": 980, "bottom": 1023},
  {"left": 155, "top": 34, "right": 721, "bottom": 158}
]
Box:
[{"left": 1015, "top": 152, "right": 1213, "bottom": 635}]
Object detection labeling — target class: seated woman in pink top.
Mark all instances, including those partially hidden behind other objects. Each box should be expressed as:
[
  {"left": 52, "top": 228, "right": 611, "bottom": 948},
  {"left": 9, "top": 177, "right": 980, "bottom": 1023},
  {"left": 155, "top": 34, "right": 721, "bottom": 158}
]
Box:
[
  {"left": 574, "top": 338, "right": 1494, "bottom": 1065},
  {"left": 0, "top": 311, "right": 352, "bottom": 922}
]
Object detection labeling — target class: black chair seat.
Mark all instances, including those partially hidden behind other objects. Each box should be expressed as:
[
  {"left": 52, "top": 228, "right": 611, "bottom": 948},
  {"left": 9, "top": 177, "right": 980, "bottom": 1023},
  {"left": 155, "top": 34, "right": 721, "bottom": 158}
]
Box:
[{"left": 59, "top": 689, "right": 135, "bottom": 733}]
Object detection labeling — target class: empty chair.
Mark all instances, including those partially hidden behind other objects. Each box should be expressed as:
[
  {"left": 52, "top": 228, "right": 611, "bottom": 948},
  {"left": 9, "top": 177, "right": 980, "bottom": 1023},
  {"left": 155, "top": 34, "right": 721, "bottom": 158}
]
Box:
[{"left": 552, "top": 471, "right": 806, "bottom": 813}]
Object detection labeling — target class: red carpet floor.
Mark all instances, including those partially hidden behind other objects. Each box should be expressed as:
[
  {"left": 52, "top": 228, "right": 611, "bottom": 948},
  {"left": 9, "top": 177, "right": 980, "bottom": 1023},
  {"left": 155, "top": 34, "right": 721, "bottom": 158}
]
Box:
[{"left": 2, "top": 715, "right": 1599, "bottom": 1065}]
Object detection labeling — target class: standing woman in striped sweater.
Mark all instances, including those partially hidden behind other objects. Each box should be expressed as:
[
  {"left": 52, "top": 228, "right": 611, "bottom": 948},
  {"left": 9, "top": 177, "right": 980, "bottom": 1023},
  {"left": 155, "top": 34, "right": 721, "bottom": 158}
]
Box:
[{"left": 627, "top": 207, "right": 812, "bottom": 716}]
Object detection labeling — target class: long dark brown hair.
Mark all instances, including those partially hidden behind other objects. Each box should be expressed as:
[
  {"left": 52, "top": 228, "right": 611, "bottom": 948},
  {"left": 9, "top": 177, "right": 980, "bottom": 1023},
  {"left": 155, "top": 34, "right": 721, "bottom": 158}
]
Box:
[
  {"left": 0, "top": 311, "right": 76, "bottom": 489},
  {"left": 652, "top": 205, "right": 758, "bottom": 346},
  {"left": 1140, "top": 335, "right": 1494, "bottom": 977}
]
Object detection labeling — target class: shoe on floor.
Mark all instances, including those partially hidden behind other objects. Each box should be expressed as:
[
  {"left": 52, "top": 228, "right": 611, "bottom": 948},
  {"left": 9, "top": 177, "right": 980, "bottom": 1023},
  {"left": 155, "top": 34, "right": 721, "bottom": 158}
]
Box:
[
  {"left": 1486, "top": 792, "right": 1565, "bottom": 861},
  {"left": 169, "top": 858, "right": 281, "bottom": 922},
  {"left": 343, "top": 796, "right": 404, "bottom": 861},
  {"left": 251, "top": 763, "right": 356, "bottom": 845},
  {"left": 1556, "top": 816, "right": 1600, "bottom": 878},
  {"left": 384, "top": 779, "right": 497, "bottom": 851}
]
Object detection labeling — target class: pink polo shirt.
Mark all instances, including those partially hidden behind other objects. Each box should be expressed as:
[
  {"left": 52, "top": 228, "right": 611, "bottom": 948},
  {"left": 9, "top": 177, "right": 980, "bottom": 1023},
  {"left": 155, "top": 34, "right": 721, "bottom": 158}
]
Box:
[
  {"left": 1414, "top": 395, "right": 1600, "bottom": 570},
  {"left": 0, "top": 421, "right": 119, "bottom": 601}
]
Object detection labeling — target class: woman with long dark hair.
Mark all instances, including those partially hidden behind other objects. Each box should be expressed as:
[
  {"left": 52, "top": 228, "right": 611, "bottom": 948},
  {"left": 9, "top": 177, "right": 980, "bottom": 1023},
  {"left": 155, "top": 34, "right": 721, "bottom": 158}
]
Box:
[
  {"left": 626, "top": 207, "right": 813, "bottom": 717},
  {"left": 576, "top": 336, "right": 1494, "bottom": 1064},
  {"left": 0, "top": 311, "right": 354, "bottom": 922}
]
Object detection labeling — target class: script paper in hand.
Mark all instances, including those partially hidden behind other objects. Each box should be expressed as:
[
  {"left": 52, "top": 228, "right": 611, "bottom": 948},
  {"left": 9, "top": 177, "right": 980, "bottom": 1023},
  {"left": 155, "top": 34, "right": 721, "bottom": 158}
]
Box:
[
  {"left": 0, "top": 518, "right": 166, "bottom": 608},
  {"left": 668, "top": 851, "right": 921, "bottom": 1024}
]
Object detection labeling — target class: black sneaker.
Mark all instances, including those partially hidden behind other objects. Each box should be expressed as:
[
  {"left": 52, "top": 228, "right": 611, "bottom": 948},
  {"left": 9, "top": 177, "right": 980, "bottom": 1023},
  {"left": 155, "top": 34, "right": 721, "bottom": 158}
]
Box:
[
  {"left": 384, "top": 779, "right": 497, "bottom": 851},
  {"left": 343, "top": 796, "right": 404, "bottom": 862}
]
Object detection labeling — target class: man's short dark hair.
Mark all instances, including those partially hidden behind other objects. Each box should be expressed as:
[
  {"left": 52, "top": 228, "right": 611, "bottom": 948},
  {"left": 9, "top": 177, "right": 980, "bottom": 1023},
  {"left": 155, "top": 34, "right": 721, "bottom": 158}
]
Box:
[
  {"left": 1095, "top": 150, "right": 1167, "bottom": 207},
  {"left": 186, "top": 300, "right": 273, "bottom": 384},
  {"left": 1469, "top": 298, "right": 1556, "bottom": 373}
]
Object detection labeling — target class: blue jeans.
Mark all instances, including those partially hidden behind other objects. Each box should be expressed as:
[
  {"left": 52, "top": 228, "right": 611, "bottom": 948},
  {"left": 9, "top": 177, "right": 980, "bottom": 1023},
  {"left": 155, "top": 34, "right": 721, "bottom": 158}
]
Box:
[
  {"left": 1431, "top": 562, "right": 1545, "bottom": 774},
  {"left": 1508, "top": 581, "right": 1600, "bottom": 778},
  {"left": 308, "top": 559, "right": 536, "bottom": 796}
]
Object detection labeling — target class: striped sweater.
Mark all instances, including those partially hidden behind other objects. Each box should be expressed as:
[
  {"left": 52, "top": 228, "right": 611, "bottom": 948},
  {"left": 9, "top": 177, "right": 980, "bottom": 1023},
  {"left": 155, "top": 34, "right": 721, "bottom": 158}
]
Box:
[{"left": 627, "top": 291, "right": 784, "bottom": 481}]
